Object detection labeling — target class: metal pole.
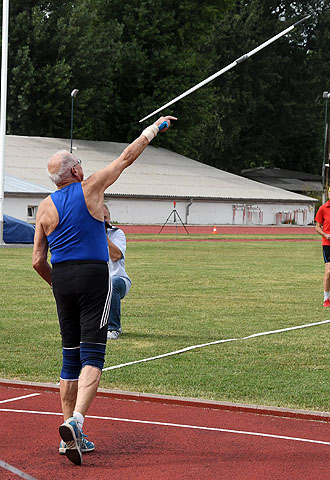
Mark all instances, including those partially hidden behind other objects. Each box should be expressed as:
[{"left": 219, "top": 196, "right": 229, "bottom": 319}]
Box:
[
  {"left": 322, "top": 92, "right": 330, "bottom": 204},
  {"left": 0, "top": 0, "right": 9, "bottom": 245},
  {"left": 139, "top": 15, "right": 311, "bottom": 123},
  {"left": 70, "top": 89, "right": 79, "bottom": 153},
  {"left": 70, "top": 96, "right": 74, "bottom": 153}
]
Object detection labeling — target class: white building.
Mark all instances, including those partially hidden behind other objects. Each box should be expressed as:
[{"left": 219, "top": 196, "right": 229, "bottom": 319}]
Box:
[{"left": 3, "top": 135, "right": 317, "bottom": 226}]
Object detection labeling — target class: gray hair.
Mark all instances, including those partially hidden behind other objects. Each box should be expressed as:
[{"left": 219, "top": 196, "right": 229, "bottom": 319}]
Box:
[{"left": 48, "top": 150, "right": 78, "bottom": 185}]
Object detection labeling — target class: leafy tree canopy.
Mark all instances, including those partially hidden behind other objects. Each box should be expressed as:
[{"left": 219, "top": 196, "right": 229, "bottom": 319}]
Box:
[{"left": 1, "top": 0, "right": 329, "bottom": 175}]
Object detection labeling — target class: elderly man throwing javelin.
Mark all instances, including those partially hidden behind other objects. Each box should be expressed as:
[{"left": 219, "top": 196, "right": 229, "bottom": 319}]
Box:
[{"left": 32, "top": 115, "right": 176, "bottom": 465}]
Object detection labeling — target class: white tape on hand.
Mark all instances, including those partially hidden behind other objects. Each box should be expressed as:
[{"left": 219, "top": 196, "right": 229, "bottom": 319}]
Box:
[{"left": 141, "top": 124, "right": 159, "bottom": 142}]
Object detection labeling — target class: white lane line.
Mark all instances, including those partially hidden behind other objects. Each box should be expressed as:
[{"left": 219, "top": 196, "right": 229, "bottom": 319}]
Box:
[
  {"left": 1, "top": 407, "right": 329, "bottom": 447},
  {"left": 103, "top": 319, "right": 330, "bottom": 372},
  {"left": 0, "top": 408, "right": 60, "bottom": 416},
  {"left": 0, "top": 393, "right": 40, "bottom": 404},
  {"left": 0, "top": 459, "right": 37, "bottom": 480}
]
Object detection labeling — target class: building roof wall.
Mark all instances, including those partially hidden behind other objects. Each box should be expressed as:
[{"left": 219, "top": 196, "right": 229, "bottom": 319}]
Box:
[
  {"left": 4, "top": 135, "right": 317, "bottom": 203},
  {"left": 241, "top": 167, "right": 322, "bottom": 192}
]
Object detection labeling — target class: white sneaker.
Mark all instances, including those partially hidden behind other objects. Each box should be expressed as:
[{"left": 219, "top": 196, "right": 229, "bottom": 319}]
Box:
[
  {"left": 58, "top": 417, "right": 82, "bottom": 465},
  {"left": 59, "top": 433, "right": 94, "bottom": 454},
  {"left": 107, "top": 330, "right": 121, "bottom": 340}
]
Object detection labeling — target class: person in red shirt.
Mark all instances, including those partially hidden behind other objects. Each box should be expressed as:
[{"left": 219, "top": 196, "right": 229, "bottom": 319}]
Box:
[{"left": 315, "top": 187, "right": 330, "bottom": 307}]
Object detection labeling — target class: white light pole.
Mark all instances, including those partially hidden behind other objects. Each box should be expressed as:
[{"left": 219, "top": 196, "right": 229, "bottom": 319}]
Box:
[
  {"left": 0, "top": 0, "right": 9, "bottom": 245},
  {"left": 70, "top": 89, "right": 79, "bottom": 153}
]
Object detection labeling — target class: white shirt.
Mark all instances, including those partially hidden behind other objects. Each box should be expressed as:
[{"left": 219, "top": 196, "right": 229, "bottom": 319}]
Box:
[{"left": 107, "top": 227, "right": 132, "bottom": 296}]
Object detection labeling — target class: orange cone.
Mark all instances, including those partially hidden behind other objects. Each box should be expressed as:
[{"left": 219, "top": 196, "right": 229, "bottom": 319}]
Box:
[{"left": 212, "top": 226, "right": 217, "bottom": 234}]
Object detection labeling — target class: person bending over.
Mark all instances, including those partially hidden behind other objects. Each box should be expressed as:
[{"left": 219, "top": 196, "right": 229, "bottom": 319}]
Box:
[{"left": 103, "top": 203, "right": 131, "bottom": 340}]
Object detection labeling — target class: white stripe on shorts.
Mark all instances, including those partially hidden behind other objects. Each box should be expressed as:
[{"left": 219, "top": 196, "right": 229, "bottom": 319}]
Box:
[{"left": 99, "top": 262, "right": 112, "bottom": 329}]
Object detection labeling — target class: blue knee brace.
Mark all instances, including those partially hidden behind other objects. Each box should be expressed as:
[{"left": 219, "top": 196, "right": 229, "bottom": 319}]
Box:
[
  {"left": 80, "top": 342, "right": 106, "bottom": 371},
  {"left": 61, "top": 347, "right": 81, "bottom": 380}
]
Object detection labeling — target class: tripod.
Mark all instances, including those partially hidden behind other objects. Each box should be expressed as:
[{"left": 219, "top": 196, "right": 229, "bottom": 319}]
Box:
[{"left": 159, "top": 202, "right": 189, "bottom": 234}]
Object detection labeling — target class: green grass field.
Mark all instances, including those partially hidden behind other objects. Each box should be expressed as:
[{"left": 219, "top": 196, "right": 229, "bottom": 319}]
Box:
[{"left": 1, "top": 235, "right": 329, "bottom": 412}]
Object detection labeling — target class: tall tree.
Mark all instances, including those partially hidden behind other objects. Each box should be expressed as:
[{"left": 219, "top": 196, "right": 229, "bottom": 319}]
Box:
[
  {"left": 6, "top": 0, "right": 123, "bottom": 138},
  {"left": 3, "top": 0, "right": 329, "bottom": 176},
  {"left": 196, "top": 0, "right": 330, "bottom": 174},
  {"left": 95, "top": 0, "right": 233, "bottom": 153}
]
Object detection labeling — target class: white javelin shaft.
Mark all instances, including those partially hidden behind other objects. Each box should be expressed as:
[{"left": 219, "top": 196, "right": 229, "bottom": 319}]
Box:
[{"left": 139, "top": 16, "right": 310, "bottom": 123}]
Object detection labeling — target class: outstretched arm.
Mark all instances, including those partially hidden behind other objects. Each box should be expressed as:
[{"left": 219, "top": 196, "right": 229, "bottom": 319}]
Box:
[{"left": 86, "top": 116, "right": 177, "bottom": 194}]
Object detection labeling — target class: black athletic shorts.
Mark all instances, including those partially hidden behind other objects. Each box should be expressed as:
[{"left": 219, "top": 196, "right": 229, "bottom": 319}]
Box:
[
  {"left": 323, "top": 246, "right": 330, "bottom": 263},
  {"left": 51, "top": 261, "right": 111, "bottom": 348}
]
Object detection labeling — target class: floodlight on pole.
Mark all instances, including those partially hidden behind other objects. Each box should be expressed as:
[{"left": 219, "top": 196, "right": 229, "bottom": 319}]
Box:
[
  {"left": 322, "top": 91, "right": 330, "bottom": 203},
  {"left": 70, "top": 89, "right": 79, "bottom": 153},
  {"left": 0, "top": 0, "right": 9, "bottom": 245}
]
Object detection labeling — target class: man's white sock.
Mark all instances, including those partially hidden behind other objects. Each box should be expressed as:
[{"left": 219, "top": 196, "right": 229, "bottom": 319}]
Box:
[
  {"left": 324, "top": 292, "right": 329, "bottom": 301},
  {"left": 73, "top": 410, "right": 84, "bottom": 431}
]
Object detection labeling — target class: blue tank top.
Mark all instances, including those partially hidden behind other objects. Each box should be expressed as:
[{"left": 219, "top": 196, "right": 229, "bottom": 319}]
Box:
[{"left": 47, "top": 182, "right": 109, "bottom": 264}]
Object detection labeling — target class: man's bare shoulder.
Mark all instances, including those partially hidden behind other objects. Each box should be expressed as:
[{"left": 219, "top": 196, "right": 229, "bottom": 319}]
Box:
[
  {"left": 36, "top": 195, "right": 59, "bottom": 235},
  {"left": 36, "top": 195, "right": 58, "bottom": 224},
  {"left": 37, "top": 196, "right": 53, "bottom": 215}
]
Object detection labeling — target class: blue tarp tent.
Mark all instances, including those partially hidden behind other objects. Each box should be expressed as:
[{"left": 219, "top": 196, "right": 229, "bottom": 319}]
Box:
[{"left": 3, "top": 214, "right": 35, "bottom": 244}]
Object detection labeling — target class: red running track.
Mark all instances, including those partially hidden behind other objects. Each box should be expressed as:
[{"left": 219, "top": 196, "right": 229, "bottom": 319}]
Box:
[
  {"left": 1, "top": 383, "right": 330, "bottom": 480},
  {"left": 119, "top": 225, "right": 317, "bottom": 235},
  {"left": 120, "top": 225, "right": 319, "bottom": 242}
]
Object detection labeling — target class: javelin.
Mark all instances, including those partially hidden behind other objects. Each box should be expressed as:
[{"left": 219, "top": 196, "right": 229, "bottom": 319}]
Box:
[{"left": 139, "top": 15, "right": 311, "bottom": 123}]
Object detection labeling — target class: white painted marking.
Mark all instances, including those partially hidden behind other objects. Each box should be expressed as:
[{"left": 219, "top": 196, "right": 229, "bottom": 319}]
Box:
[
  {"left": 0, "top": 393, "right": 40, "bottom": 404},
  {"left": 103, "top": 338, "right": 237, "bottom": 371},
  {"left": 0, "top": 459, "right": 37, "bottom": 479},
  {"left": 241, "top": 320, "right": 330, "bottom": 339},
  {"left": 0, "top": 408, "right": 60, "bottom": 416},
  {"left": 0, "top": 407, "right": 329, "bottom": 447},
  {"left": 103, "top": 319, "right": 330, "bottom": 371}
]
